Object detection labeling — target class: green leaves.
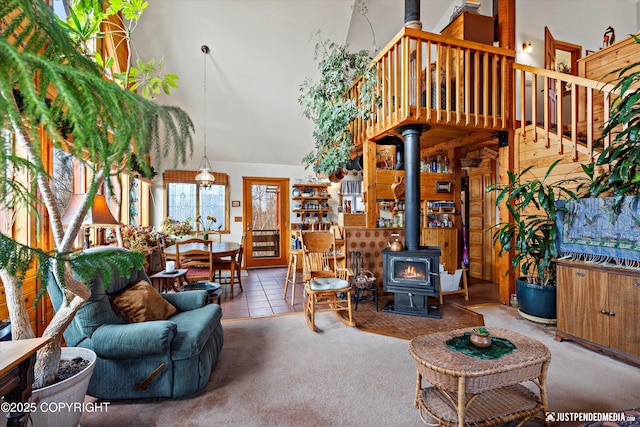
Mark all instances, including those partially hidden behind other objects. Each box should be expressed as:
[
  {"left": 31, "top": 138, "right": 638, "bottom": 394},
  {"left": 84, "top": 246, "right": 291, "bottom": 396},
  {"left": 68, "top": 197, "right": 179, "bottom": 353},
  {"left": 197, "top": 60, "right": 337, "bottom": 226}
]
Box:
[
  {"left": 108, "top": 0, "right": 148, "bottom": 21},
  {"left": 298, "top": 34, "right": 378, "bottom": 176},
  {"left": 115, "top": 58, "right": 179, "bottom": 100},
  {"left": 587, "top": 35, "right": 640, "bottom": 204},
  {"left": 487, "top": 160, "right": 586, "bottom": 285},
  {"left": 0, "top": 233, "right": 145, "bottom": 306}
]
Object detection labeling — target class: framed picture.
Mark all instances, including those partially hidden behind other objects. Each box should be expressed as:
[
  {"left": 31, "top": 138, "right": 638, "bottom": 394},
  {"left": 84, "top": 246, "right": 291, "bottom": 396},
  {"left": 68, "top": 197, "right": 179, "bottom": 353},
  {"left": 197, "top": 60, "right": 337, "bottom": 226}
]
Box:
[
  {"left": 231, "top": 200, "right": 240, "bottom": 207},
  {"left": 436, "top": 181, "right": 451, "bottom": 193}
]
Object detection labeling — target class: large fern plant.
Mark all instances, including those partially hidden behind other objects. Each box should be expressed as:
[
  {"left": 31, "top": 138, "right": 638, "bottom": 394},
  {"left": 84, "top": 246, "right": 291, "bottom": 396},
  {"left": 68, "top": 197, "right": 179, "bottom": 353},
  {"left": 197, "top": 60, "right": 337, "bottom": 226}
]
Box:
[{"left": 0, "top": 0, "right": 193, "bottom": 388}]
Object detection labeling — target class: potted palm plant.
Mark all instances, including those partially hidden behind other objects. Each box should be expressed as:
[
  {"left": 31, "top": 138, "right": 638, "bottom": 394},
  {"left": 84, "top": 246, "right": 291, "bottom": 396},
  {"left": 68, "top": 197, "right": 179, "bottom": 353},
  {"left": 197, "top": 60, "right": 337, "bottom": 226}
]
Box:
[
  {"left": 584, "top": 34, "right": 640, "bottom": 203},
  {"left": 487, "top": 160, "right": 585, "bottom": 322},
  {"left": 0, "top": 1, "right": 192, "bottom": 424}
]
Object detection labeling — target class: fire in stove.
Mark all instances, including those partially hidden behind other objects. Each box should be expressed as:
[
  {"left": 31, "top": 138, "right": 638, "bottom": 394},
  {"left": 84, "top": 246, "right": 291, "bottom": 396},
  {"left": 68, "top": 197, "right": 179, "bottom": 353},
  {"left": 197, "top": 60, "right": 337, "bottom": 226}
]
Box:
[
  {"left": 397, "top": 265, "right": 426, "bottom": 281},
  {"left": 382, "top": 247, "right": 441, "bottom": 319}
]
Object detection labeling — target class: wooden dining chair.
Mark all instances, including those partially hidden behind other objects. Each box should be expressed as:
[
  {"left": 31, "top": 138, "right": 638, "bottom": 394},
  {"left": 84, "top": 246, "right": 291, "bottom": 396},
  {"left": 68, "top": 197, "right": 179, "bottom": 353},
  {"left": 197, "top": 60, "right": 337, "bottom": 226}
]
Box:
[
  {"left": 156, "top": 233, "right": 168, "bottom": 271},
  {"left": 300, "top": 231, "right": 354, "bottom": 332},
  {"left": 214, "top": 233, "right": 246, "bottom": 296},
  {"left": 175, "top": 238, "right": 215, "bottom": 284}
]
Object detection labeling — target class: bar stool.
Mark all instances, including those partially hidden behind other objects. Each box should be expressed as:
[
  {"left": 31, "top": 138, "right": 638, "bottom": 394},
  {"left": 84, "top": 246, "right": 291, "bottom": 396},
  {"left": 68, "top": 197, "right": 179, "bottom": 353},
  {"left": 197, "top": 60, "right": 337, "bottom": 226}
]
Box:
[{"left": 283, "top": 248, "right": 303, "bottom": 305}]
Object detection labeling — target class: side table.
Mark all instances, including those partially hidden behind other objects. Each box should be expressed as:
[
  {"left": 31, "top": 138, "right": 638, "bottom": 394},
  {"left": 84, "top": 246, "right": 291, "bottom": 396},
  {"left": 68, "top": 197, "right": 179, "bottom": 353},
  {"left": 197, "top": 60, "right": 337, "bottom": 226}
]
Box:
[
  {"left": 408, "top": 327, "right": 551, "bottom": 427},
  {"left": 149, "top": 269, "right": 188, "bottom": 293},
  {"left": 1, "top": 337, "right": 50, "bottom": 427}
]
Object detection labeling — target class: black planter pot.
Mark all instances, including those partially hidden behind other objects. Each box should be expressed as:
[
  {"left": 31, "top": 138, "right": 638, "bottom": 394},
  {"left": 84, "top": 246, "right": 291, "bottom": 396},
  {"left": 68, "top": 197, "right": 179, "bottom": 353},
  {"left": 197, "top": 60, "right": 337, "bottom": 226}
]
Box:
[{"left": 515, "top": 277, "right": 557, "bottom": 320}]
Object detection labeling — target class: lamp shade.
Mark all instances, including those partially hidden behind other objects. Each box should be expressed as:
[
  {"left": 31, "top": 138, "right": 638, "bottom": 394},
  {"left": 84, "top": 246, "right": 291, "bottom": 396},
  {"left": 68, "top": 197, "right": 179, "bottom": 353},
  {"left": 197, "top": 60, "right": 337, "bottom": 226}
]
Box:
[{"left": 61, "top": 194, "right": 119, "bottom": 227}]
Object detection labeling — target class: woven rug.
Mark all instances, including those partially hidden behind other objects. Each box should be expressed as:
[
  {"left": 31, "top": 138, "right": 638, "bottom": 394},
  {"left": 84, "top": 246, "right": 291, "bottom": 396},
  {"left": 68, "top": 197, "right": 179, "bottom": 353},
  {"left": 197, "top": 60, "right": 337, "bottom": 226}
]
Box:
[{"left": 351, "top": 297, "right": 484, "bottom": 340}]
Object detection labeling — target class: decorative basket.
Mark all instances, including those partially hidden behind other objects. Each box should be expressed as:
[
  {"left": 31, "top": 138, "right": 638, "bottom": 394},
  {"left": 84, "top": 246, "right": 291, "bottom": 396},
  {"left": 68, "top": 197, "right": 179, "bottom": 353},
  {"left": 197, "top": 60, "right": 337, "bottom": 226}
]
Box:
[{"left": 354, "top": 270, "right": 376, "bottom": 289}]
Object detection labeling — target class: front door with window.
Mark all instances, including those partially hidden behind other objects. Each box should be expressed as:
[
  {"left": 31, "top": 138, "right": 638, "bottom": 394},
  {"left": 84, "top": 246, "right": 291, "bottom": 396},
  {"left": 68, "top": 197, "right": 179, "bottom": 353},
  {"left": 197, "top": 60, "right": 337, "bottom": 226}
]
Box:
[{"left": 242, "top": 177, "right": 288, "bottom": 268}]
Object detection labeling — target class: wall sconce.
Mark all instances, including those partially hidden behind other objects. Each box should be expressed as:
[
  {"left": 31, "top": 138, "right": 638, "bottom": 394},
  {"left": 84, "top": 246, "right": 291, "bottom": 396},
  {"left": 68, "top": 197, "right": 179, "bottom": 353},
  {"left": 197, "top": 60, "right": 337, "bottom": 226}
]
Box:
[{"left": 522, "top": 41, "right": 533, "bottom": 53}]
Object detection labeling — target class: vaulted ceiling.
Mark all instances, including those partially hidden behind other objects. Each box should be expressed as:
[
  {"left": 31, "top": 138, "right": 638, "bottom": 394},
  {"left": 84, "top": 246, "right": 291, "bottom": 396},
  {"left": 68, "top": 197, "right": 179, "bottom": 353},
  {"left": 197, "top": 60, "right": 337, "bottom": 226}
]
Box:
[{"left": 132, "top": 0, "right": 460, "bottom": 171}]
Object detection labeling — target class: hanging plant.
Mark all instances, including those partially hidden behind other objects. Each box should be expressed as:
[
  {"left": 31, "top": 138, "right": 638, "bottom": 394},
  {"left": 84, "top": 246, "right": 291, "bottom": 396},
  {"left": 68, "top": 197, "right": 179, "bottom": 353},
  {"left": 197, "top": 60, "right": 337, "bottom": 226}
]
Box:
[{"left": 298, "top": 30, "right": 379, "bottom": 177}]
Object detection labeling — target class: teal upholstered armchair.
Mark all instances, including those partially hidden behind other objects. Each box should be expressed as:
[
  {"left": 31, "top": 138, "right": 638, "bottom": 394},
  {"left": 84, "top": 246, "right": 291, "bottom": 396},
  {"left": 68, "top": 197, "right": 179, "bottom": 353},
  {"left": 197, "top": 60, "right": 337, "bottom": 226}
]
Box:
[{"left": 47, "top": 246, "right": 224, "bottom": 399}]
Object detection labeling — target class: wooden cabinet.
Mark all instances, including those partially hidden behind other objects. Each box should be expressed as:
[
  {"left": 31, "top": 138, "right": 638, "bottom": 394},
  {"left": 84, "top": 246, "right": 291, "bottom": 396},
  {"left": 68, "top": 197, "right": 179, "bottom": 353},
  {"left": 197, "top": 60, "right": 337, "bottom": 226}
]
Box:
[
  {"left": 557, "top": 261, "right": 640, "bottom": 365},
  {"left": 422, "top": 227, "right": 459, "bottom": 271},
  {"left": 441, "top": 12, "right": 494, "bottom": 45}
]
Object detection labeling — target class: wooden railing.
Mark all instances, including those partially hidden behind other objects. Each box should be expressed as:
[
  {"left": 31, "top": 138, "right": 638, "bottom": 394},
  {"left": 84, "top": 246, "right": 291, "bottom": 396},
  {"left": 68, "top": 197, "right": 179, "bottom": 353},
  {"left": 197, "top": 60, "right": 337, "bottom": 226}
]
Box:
[
  {"left": 513, "top": 64, "right": 618, "bottom": 161},
  {"left": 349, "top": 27, "right": 515, "bottom": 146}
]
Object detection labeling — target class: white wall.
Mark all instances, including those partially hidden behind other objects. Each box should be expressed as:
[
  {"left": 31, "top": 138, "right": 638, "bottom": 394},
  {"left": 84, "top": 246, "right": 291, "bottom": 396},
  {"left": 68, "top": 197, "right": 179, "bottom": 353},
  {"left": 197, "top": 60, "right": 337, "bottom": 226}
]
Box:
[
  {"left": 145, "top": 0, "right": 640, "bottom": 243},
  {"left": 516, "top": 0, "right": 638, "bottom": 67}
]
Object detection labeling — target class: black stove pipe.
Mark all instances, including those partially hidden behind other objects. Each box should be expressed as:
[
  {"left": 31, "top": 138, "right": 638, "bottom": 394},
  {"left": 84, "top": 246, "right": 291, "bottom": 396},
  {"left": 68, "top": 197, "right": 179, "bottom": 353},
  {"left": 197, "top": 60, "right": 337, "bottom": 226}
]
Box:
[
  {"left": 404, "top": 0, "right": 420, "bottom": 27},
  {"left": 399, "top": 125, "right": 429, "bottom": 251}
]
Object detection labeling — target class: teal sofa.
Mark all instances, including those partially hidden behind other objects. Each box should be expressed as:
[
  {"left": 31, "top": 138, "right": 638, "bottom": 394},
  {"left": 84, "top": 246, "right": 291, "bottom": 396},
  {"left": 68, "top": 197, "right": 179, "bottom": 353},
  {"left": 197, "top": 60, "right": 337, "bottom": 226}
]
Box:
[{"left": 47, "top": 246, "right": 224, "bottom": 399}]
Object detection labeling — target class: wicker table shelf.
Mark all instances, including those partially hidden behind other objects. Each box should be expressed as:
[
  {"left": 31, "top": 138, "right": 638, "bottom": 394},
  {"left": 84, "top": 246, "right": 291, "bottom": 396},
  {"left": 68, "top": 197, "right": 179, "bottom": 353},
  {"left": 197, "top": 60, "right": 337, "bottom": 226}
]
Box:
[{"left": 408, "top": 327, "right": 551, "bottom": 427}]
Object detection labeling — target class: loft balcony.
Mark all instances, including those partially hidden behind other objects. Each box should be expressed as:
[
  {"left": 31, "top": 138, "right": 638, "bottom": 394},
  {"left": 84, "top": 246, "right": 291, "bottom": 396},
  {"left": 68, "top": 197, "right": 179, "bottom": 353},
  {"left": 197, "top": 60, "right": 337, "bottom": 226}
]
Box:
[{"left": 349, "top": 26, "right": 515, "bottom": 149}]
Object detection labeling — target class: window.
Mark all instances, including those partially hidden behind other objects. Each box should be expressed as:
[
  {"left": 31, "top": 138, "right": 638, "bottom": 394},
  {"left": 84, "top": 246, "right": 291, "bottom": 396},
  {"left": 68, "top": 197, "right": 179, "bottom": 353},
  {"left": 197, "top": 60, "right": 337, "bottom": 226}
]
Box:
[{"left": 163, "top": 170, "right": 229, "bottom": 233}]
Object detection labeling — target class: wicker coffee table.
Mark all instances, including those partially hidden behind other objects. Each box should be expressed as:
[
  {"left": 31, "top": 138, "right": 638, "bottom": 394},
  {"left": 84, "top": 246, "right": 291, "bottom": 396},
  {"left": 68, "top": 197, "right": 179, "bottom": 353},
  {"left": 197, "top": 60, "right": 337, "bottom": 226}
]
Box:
[{"left": 408, "top": 327, "right": 551, "bottom": 427}]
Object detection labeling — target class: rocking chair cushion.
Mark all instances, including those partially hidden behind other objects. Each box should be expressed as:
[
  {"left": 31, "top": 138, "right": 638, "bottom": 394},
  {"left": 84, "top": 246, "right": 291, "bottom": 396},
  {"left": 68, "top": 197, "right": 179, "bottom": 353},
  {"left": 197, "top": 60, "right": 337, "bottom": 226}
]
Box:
[{"left": 309, "top": 277, "right": 349, "bottom": 291}]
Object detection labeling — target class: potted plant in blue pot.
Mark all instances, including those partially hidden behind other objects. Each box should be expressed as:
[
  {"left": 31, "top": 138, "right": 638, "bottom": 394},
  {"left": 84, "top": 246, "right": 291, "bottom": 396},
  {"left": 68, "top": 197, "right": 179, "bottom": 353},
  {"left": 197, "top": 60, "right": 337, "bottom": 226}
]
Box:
[{"left": 487, "top": 160, "right": 585, "bottom": 322}]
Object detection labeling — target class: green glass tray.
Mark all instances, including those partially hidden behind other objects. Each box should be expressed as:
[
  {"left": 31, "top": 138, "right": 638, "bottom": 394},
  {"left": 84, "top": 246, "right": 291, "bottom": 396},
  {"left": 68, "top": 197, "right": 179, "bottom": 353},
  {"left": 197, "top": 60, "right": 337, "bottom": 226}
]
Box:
[{"left": 445, "top": 332, "right": 516, "bottom": 360}]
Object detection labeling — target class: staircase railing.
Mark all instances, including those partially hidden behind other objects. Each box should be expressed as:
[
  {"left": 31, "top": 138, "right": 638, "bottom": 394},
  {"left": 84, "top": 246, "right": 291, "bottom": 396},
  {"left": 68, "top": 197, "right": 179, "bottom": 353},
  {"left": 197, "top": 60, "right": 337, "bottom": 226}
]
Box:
[{"left": 513, "top": 63, "right": 618, "bottom": 161}]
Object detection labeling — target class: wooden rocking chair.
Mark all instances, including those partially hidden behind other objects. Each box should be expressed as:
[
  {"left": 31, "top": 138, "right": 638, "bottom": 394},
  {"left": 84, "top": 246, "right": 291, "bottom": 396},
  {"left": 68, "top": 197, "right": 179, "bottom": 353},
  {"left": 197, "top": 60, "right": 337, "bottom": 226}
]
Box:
[{"left": 300, "top": 230, "right": 354, "bottom": 332}]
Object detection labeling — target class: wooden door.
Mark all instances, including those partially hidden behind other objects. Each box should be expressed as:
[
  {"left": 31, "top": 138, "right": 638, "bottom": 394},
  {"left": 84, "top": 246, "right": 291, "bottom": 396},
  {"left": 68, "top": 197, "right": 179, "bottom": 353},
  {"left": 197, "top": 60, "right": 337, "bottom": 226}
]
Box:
[
  {"left": 557, "top": 265, "right": 608, "bottom": 346},
  {"left": 609, "top": 273, "right": 640, "bottom": 357},
  {"left": 544, "top": 26, "right": 557, "bottom": 71},
  {"left": 242, "top": 177, "right": 289, "bottom": 268},
  {"left": 467, "top": 158, "right": 495, "bottom": 281}
]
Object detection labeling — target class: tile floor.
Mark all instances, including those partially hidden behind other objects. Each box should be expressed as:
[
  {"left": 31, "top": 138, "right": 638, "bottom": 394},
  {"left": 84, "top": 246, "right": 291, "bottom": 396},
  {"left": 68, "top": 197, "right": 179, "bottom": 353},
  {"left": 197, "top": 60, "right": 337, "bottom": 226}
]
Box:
[
  {"left": 216, "top": 267, "right": 500, "bottom": 320},
  {"left": 217, "top": 267, "right": 306, "bottom": 319}
]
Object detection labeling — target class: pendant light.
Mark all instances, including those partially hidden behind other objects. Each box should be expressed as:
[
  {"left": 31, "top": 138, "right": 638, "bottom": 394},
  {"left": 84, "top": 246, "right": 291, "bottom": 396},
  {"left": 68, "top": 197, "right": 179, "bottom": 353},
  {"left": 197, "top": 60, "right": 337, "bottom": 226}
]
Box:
[{"left": 195, "top": 44, "right": 215, "bottom": 188}]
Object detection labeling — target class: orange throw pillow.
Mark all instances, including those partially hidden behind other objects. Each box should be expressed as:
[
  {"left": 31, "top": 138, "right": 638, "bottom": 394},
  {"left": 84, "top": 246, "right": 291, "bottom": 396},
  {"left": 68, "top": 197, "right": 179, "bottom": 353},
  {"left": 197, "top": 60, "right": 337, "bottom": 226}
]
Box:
[{"left": 111, "top": 281, "right": 177, "bottom": 323}]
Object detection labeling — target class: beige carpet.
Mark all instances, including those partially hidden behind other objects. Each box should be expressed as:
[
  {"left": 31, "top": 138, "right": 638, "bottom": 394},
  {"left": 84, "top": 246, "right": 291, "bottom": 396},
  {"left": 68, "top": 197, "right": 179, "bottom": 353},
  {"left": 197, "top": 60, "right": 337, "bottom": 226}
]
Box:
[
  {"left": 351, "top": 298, "right": 484, "bottom": 340},
  {"left": 78, "top": 307, "right": 640, "bottom": 427},
  {"left": 473, "top": 305, "right": 640, "bottom": 426}
]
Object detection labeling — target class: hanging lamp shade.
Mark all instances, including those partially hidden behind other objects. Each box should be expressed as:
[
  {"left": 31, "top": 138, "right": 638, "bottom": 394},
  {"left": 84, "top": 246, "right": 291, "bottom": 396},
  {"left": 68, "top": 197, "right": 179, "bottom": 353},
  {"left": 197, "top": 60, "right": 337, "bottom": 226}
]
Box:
[
  {"left": 195, "top": 155, "right": 215, "bottom": 188},
  {"left": 196, "top": 44, "right": 215, "bottom": 188}
]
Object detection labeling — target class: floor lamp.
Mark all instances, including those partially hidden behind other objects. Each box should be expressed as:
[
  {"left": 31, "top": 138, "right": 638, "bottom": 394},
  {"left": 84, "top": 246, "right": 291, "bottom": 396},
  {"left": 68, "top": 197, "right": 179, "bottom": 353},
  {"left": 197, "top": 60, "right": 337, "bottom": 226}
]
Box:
[{"left": 61, "top": 194, "right": 120, "bottom": 249}]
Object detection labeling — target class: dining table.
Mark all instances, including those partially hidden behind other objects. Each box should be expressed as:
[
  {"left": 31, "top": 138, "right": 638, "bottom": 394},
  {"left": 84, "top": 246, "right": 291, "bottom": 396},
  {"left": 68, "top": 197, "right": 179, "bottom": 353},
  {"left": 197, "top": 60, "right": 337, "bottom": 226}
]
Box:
[{"left": 164, "top": 241, "right": 241, "bottom": 290}]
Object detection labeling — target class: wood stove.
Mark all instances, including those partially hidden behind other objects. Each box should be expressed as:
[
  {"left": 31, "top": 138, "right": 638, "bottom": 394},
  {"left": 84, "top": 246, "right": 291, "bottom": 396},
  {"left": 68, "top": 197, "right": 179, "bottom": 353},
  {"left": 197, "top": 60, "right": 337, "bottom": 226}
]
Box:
[
  {"left": 379, "top": 2, "right": 443, "bottom": 319},
  {"left": 382, "top": 247, "right": 441, "bottom": 318}
]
